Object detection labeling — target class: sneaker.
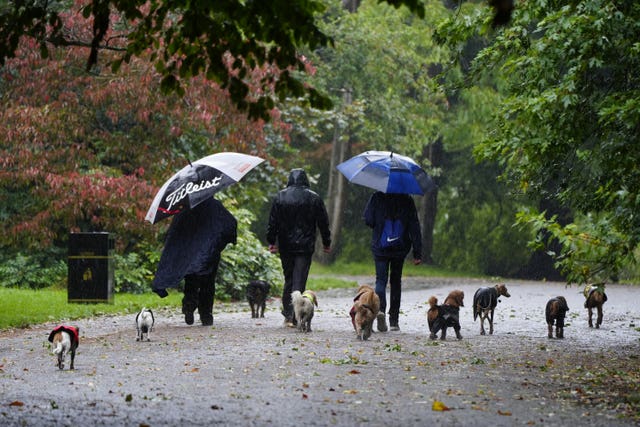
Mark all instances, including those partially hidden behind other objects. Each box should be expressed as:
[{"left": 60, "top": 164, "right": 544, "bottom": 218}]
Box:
[{"left": 377, "top": 313, "right": 388, "bottom": 332}]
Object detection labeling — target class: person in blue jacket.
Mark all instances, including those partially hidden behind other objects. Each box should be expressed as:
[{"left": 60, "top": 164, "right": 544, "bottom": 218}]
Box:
[
  {"left": 152, "top": 197, "right": 237, "bottom": 326},
  {"left": 267, "top": 169, "right": 331, "bottom": 327},
  {"left": 364, "top": 191, "right": 422, "bottom": 332}
]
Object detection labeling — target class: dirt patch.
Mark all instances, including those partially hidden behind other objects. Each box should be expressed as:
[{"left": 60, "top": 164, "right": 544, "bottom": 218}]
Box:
[{"left": 1, "top": 278, "right": 639, "bottom": 426}]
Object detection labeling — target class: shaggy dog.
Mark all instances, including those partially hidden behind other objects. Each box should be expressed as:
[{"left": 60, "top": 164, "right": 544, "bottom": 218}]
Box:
[
  {"left": 545, "top": 296, "right": 569, "bottom": 339},
  {"left": 247, "top": 280, "right": 271, "bottom": 318},
  {"left": 291, "top": 290, "right": 318, "bottom": 332},
  {"left": 349, "top": 285, "right": 380, "bottom": 341},
  {"left": 427, "top": 290, "right": 465, "bottom": 340},
  {"left": 48, "top": 325, "right": 80, "bottom": 370},
  {"left": 135, "top": 308, "right": 155, "bottom": 342},
  {"left": 584, "top": 283, "right": 608, "bottom": 328},
  {"left": 473, "top": 283, "right": 511, "bottom": 335}
]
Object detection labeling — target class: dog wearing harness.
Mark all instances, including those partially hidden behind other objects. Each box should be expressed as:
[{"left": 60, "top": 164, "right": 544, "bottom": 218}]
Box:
[
  {"left": 473, "top": 283, "right": 511, "bottom": 335},
  {"left": 292, "top": 290, "right": 318, "bottom": 332},
  {"left": 350, "top": 285, "right": 380, "bottom": 341}
]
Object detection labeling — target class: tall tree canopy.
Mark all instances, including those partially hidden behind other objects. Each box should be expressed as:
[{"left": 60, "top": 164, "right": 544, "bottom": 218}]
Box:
[
  {"left": 437, "top": 0, "right": 640, "bottom": 283},
  {"left": 0, "top": 0, "right": 513, "bottom": 120}
]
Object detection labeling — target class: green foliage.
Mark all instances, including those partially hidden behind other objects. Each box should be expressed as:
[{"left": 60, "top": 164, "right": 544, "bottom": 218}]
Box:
[
  {"left": 216, "top": 200, "right": 283, "bottom": 301},
  {"left": 0, "top": 253, "right": 66, "bottom": 289},
  {"left": 436, "top": 0, "right": 640, "bottom": 282}
]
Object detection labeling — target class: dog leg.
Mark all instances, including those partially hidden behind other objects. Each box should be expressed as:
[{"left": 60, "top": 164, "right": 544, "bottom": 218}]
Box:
[
  {"left": 588, "top": 307, "right": 593, "bottom": 328},
  {"left": 479, "top": 313, "right": 486, "bottom": 335},
  {"left": 454, "top": 325, "right": 462, "bottom": 340},
  {"left": 556, "top": 325, "right": 563, "bottom": 339},
  {"left": 260, "top": 301, "right": 266, "bottom": 318},
  {"left": 57, "top": 353, "right": 64, "bottom": 370},
  {"left": 489, "top": 310, "right": 495, "bottom": 335},
  {"left": 69, "top": 349, "right": 75, "bottom": 370},
  {"left": 440, "top": 327, "right": 447, "bottom": 341},
  {"left": 596, "top": 305, "right": 603, "bottom": 328},
  {"left": 547, "top": 323, "right": 553, "bottom": 339}
]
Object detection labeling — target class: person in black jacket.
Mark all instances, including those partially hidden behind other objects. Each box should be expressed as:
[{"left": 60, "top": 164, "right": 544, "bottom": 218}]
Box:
[
  {"left": 152, "top": 197, "right": 237, "bottom": 326},
  {"left": 267, "top": 169, "right": 331, "bottom": 327},
  {"left": 364, "top": 192, "right": 422, "bottom": 331}
]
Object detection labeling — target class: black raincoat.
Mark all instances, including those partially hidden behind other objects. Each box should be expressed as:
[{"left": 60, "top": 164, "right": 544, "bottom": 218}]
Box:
[
  {"left": 266, "top": 169, "right": 331, "bottom": 255},
  {"left": 152, "top": 197, "right": 237, "bottom": 297}
]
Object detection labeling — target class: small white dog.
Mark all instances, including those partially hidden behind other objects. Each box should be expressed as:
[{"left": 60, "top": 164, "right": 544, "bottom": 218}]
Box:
[
  {"left": 135, "top": 308, "right": 155, "bottom": 342},
  {"left": 291, "top": 290, "right": 318, "bottom": 332}
]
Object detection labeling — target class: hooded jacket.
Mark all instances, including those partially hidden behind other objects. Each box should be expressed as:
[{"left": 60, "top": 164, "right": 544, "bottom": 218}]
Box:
[
  {"left": 266, "top": 169, "right": 331, "bottom": 255},
  {"left": 363, "top": 191, "right": 422, "bottom": 259},
  {"left": 152, "top": 197, "right": 237, "bottom": 297}
]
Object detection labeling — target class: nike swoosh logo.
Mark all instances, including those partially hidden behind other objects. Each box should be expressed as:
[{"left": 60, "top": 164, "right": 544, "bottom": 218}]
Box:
[{"left": 386, "top": 237, "right": 399, "bottom": 243}]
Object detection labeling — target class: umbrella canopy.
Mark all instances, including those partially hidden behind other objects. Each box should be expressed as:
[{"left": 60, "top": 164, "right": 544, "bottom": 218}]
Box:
[
  {"left": 336, "top": 151, "right": 435, "bottom": 195},
  {"left": 145, "top": 152, "right": 264, "bottom": 224}
]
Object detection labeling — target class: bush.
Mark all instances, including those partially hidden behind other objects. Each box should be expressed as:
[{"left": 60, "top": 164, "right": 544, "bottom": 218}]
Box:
[{"left": 0, "top": 253, "right": 66, "bottom": 289}]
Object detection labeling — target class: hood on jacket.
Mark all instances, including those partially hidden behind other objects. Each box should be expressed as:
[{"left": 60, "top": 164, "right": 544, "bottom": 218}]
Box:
[{"left": 287, "top": 169, "right": 310, "bottom": 187}]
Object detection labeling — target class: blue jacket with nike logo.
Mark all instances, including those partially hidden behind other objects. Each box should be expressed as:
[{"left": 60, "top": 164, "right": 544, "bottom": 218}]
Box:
[{"left": 363, "top": 191, "right": 422, "bottom": 260}]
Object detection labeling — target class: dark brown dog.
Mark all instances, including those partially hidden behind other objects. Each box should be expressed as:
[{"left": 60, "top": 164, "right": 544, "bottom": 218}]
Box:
[
  {"left": 545, "top": 296, "right": 569, "bottom": 339},
  {"left": 584, "top": 283, "right": 607, "bottom": 328},
  {"left": 349, "top": 285, "right": 380, "bottom": 340},
  {"left": 473, "top": 283, "right": 511, "bottom": 335},
  {"left": 247, "top": 280, "right": 271, "bottom": 318},
  {"left": 48, "top": 325, "right": 80, "bottom": 370},
  {"left": 427, "top": 290, "right": 464, "bottom": 340}
]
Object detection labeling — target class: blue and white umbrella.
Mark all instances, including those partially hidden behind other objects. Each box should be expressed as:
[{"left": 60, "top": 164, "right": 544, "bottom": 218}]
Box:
[
  {"left": 336, "top": 151, "right": 435, "bottom": 195},
  {"left": 145, "top": 152, "right": 264, "bottom": 224}
]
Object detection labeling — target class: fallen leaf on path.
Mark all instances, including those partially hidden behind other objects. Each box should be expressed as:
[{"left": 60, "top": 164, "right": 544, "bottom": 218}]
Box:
[
  {"left": 9, "top": 401, "right": 24, "bottom": 407},
  {"left": 497, "top": 410, "right": 512, "bottom": 416},
  {"left": 432, "top": 400, "right": 450, "bottom": 411},
  {"left": 343, "top": 389, "right": 358, "bottom": 394}
]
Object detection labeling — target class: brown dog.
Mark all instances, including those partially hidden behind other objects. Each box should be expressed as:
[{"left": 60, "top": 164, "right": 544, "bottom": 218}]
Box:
[
  {"left": 48, "top": 325, "right": 80, "bottom": 370},
  {"left": 584, "top": 283, "right": 607, "bottom": 328},
  {"left": 473, "top": 283, "right": 511, "bottom": 335},
  {"left": 349, "top": 285, "right": 380, "bottom": 340},
  {"left": 427, "top": 290, "right": 464, "bottom": 340},
  {"left": 545, "top": 296, "right": 569, "bottom": 339}
]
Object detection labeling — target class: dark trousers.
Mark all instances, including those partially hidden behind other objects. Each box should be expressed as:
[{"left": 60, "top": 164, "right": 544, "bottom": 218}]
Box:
[
  {"left": 183, "top": 262, "right": 218, "bottom": 322},
  {"left": 280, "top": 253, "right": 312, "bottom": 321},
  {"left": 374, "top": 256, "right": 405, "bottom": 323}
]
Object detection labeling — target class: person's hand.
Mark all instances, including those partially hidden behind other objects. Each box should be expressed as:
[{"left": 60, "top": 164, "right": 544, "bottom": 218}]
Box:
[
  {"left": 268, "top": 244, "right": 278, "bottom": 254},
  {"left": 323, "top": 246, "right": 331, "bottom": 254},
  {"left": 413, "top": 258, "right": 422, "bottom": 265}
]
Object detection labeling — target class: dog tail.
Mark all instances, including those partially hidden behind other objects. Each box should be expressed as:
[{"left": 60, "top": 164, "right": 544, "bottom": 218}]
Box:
[
  {"left": 428, "top": 296, "right": 438, "bottom": 308},
  {"left": 52, "top": 341, "right": 63, "bottom": 355}
]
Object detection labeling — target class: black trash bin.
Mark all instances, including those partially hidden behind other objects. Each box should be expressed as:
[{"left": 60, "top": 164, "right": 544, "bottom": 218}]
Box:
[{"left": 68, "top": 232, "right": 114, "bottom": 303}]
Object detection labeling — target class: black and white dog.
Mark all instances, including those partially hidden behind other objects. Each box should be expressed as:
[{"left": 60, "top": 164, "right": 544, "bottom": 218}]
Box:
[{"left": 135, "top": 308, "right": 155, "bottom": 342}]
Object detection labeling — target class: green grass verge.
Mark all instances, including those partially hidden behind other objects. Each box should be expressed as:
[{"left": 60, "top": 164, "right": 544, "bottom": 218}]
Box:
[
  {"left": 0, "top": 288, "right": 182, "bottom": 330},
  {"left": 0, "top": 261, "right": 473, "bottom": 330},
  {"left": 310, "top": 260, "right": 478, "bottom": 278}
]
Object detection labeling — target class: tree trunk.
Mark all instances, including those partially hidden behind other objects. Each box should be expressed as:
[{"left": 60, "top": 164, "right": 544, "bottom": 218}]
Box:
[
  {"left": 316, "top": 90, "right": 351, "bottom": 264},
  {"left": 420, "top": 138, "right": 443, "bottom": 264}
]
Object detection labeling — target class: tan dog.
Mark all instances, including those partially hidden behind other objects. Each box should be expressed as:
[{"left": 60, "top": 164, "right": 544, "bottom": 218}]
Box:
[
  {"left": 349, "top": 285, "right": 380, "bottom": 340},
  {"left": 545, "top": 296, "right": 569, "bottom": 339},
  {"left": 427, "top": 290, "right": 464, "bottom": 340},
  {"left": 584, "top": 283, "right": 607, "bottom": 328},
  {"left": 473, "top": 283, "right": 511, "bottom": 335},
  {"left": 48, "top": 325, "right": 80, "bottom": 370},
  {"left": 292, "top": 290, "right": 318, "bottom": 332}
]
